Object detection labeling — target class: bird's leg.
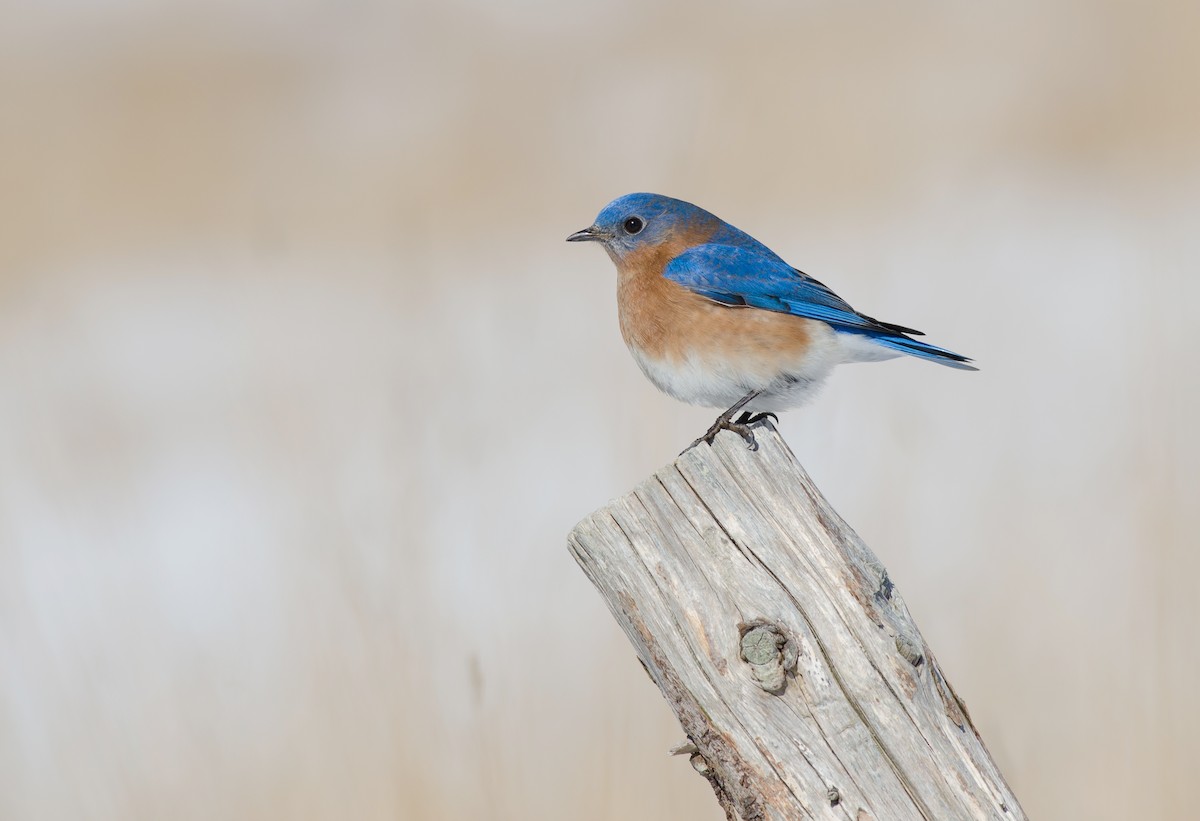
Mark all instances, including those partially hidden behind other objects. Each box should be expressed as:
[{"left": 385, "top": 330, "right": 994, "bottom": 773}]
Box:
[{"left": 686, "top": 390, "right": 764, "bottom": 453}]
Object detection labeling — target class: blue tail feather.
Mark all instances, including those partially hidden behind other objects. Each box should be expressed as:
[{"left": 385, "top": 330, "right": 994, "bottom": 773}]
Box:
[{"left": 866, "top": 334, "right": 978, "bottom": 371}]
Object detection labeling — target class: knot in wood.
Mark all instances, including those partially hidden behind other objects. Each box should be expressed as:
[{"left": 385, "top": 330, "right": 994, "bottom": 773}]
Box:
[
  {"left": 894, "top": 632, "right": 925, "bottom": 667},
  {"left": 739, "top": 623, "right": 797, "bottom": 694}
]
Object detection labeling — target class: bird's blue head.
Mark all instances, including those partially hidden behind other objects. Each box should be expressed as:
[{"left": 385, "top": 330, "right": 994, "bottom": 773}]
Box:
[{"left": 566, "top": 193, "right": 718, "bottom": 263}]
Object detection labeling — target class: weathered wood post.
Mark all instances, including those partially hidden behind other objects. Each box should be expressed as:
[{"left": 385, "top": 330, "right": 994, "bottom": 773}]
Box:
[{"left": 568, "top": 423, "right": 1024, "bottom": 821}]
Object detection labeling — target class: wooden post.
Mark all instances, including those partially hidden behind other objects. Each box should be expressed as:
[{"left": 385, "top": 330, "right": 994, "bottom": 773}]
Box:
[{"left": 568, "top": 423, "right": 1024, "bottom": 821}]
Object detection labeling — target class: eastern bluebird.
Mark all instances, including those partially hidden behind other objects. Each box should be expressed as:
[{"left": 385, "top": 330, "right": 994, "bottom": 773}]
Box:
[{"left": 567, "top": 193, "right": 975, "bottom": 451}]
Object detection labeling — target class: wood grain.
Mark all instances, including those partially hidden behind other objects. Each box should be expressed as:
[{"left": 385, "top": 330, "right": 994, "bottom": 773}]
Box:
[{"left": 568, "top": 423, "right": 1024, "bottom": 821}]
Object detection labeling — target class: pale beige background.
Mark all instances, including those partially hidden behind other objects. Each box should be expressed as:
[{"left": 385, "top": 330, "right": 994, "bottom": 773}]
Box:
[{"left": 1, "top": 1, "right": 1197, "bottom": 819}]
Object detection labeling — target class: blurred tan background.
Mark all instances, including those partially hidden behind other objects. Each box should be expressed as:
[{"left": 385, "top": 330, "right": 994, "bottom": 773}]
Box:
[{"left": 1, "top": 1, "right": 1197, "bottom": 819}]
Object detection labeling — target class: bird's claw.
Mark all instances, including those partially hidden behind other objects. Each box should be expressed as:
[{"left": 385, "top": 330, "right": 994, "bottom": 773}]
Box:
[
  {"left": 682, "top": 390, "right": 769, "bottom": 455},
  {"left": 685, "top": 419, "right": 759, "bottom": 454},
  {"left": 735, "top": 411, "right": 779, "bottom": 426}
]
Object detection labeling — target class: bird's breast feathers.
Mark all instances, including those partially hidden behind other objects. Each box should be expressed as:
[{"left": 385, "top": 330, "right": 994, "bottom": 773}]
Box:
[{"left": 616, "top": 243, "right": 851, "bottom": 410}]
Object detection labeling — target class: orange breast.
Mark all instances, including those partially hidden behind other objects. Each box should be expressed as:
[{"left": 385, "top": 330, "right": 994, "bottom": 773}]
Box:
[{"left": 616, "top": 232, "right": 814, "bottom": 376}]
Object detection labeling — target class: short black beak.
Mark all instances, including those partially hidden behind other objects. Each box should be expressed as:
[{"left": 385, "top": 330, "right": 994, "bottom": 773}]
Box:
[{"left": 566, "top": 226, "right": 609, "bottom": 243}]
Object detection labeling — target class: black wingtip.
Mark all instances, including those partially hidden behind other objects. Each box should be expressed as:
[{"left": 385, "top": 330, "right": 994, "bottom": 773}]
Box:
[{"left": 861, "top": 314, "right": 925, "bottom": 337}]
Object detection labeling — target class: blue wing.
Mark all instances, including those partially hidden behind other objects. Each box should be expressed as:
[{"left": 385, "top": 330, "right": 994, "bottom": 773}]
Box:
[{"left": 663, "top": 243, "right": 976, "bottom": 370}]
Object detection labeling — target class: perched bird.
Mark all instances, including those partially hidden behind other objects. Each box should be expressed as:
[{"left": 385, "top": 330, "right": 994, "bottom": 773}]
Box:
[{"left": 567, "top": 193, "right": 975, "bottom": 450}]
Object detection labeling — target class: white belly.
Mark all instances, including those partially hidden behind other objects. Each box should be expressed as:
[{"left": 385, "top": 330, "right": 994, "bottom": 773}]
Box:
[{"left": 626, "top": 323, "right": 884, "bottom": 412}]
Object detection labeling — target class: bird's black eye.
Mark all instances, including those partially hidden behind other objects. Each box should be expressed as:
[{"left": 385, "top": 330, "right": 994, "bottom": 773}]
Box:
[{"left": 623, "top": 216, "right": 644, "bottom": 235}]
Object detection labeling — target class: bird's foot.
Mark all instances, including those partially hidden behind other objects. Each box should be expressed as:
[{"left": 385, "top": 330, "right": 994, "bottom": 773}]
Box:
[
  {"left": 735, "top": 411, "right": 779, "bottom": 426},
  {"left": 682, "top": 390, "right": 767, "bottom": 454},
  {"left": 686, "top": 416, "right": 760, "bottom": 453}
]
